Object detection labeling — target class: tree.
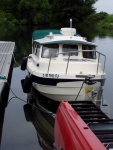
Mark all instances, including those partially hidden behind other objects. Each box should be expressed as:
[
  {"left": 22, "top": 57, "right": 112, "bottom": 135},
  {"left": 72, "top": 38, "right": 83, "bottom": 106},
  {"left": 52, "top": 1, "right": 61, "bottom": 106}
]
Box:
[
  {"left": 0, "top": 0, "right": 20, "bottom": 25},
  {"left": 18, "top": 0, "right": 51, "bottom": 25},
  {"left": 49, "top": 0, "right": 98, "bottom": 27},
  {"left": 0, "top": 0, "right": 20, "bottom": 18},
  {"left": 0, "top": 0, "right": 98, "bottom": 26}
]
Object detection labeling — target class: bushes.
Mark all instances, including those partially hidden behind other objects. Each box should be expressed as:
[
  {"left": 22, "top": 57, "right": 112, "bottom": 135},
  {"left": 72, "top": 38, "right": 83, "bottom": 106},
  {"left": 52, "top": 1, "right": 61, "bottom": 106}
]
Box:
[
  {"left": 83, "top": 12, "right": 113, "bottom": 29},
  {"left": 0, "top": 11, "right": 18, "bottom": 26},
  {"left": 83, "top": 12, "right": 109, "bottom": 25},
  {"left": 98, "top": 15, "right": 113, "bottom": 29}
]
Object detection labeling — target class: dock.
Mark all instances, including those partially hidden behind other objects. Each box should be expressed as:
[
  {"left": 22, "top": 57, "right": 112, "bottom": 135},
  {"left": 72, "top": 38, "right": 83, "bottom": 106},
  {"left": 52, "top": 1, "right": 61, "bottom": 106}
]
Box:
[{"left": 0, "top": 41, "right": 15, "bottom": 105}]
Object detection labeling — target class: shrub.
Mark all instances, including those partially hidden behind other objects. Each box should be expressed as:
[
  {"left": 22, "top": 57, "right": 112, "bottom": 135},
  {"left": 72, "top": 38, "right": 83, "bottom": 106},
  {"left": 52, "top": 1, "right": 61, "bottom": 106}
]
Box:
[
  {"left": 0, "top": 11, "right": 17, "bottom": 25},
  {"left": 98, "top": 15, "right": 113, "bottom": 29}
]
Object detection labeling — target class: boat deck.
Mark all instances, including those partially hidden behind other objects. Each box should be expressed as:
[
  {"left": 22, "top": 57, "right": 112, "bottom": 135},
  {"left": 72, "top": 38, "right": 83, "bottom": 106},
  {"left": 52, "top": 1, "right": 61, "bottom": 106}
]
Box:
[
  {"left": 0, "top": 41, "right": 15, "bottom": 103},
  {"left": 69, "top": 101, "right": 113, "bottom": 149}
]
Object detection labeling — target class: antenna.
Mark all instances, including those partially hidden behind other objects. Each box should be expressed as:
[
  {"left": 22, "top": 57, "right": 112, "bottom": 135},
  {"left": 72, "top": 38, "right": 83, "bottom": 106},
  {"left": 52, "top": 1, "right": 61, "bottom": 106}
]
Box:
[
  {"left": 70, "top": 18, "right": 72, "bottom": 28},
  {"left": 70, "top": 18, "right": 72, "bottom": 36}
]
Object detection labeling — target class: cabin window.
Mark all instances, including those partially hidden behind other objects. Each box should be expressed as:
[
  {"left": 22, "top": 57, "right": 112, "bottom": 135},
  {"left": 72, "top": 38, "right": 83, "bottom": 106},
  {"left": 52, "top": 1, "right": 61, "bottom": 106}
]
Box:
[
  {"left": 42, "top": 44, "right": 59, "bottom": 58},
  {"left": 33, "top": 43, "right": 36, "bottom": 54},
  {"left": 62, "top": 44, "right": 78, "bottom": 56},
  {"left": 82, "top": 45, "right": 96, "bottom": 59},
  {"left": 36, "top": 44, "right": 40, "bottom": 57},
  {"left": 33, "top": 43, "right": 40, "bottom": 57}
]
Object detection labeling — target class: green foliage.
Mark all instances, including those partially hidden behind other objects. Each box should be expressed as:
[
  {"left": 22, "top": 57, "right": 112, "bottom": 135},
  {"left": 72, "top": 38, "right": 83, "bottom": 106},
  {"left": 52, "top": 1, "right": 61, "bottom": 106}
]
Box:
[
  {"left": 0, "top": 11, "right": 18, "bottom": 25},
  {"left": 0, "top": 0, "right": 51, "bottom": 25},
  {"left": 19, "top": 19, "right": 27, "bottom": 25},
  {"left": 18, "top": 0, "right": 51, "bottom": 25},
  {"left": 83, "top": 12, "right": 109, "bottom": 25},
  {"left": 97, "top": 15, "right": 113, "bottom": 29},
  {"left": 49, "top": 0, "right": 97, "bottom": 27},
  {"left": 1, "top": 0, "right": 112, "bottom": 29}
]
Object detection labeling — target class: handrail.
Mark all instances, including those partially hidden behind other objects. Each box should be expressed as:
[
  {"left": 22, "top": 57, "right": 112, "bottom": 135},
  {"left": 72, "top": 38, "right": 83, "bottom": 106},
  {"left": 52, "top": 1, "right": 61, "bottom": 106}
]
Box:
[
  {"left": 47, "top": 56, "right": 52, "bottom": 73},
  {"left": 66, "top": 53, "right": 70, "bottom": 74},
  {"left": 97, "top": 53, "right": 100, "bottom": 75},
  {"left": 47, "top": 50, "right": 106, "bottom": 75}
]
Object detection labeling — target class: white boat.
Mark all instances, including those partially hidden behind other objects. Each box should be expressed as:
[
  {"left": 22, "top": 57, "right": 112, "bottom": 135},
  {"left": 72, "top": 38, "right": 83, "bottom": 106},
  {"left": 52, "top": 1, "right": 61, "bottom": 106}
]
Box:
[{"left": 21, "top": 26, "right": 106, "bottom": 103}]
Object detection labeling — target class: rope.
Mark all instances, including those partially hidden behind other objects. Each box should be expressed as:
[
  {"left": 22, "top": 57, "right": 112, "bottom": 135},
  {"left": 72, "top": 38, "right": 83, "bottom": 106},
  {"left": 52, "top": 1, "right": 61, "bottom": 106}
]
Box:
[
  {"left": 75, "top": 76, "right": 95, "bottom": 101},
  {"left": 0, "top": 76, "right": 54, "bottom": 116},
  {"left": 75, "top": 80, "right": 85, "bottom": 101}
]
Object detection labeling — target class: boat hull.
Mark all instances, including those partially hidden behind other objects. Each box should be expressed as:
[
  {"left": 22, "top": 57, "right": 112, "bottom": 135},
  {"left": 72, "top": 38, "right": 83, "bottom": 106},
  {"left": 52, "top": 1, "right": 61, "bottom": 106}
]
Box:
[{"left": 32, "top": 80, "right": 101, "bottom": 101}]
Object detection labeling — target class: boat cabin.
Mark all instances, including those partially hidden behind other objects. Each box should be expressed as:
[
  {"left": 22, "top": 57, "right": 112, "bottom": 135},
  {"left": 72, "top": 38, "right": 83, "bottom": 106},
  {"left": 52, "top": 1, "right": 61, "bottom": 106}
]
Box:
[
  {"left": 29, "top": 28, "right": 105, "bottom": 76},
  {"left": 32, "top": 28, "right": 97, "bottom": 61},
  {"left": 32, "top": 42, "right": 96, "bottom": 60}
]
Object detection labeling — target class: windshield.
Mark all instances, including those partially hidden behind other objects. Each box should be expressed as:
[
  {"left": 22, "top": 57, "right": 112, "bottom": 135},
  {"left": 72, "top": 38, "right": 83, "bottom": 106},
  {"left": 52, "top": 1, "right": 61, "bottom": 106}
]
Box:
[
  {"left": 42, "top": 44, "right": 59, "bottom": 58},
  {"left": 82, "top": 45, "right": 96, "bottom": 59},
  {"left": 62, "top": 44, "right": 78, "bottom": 56}
]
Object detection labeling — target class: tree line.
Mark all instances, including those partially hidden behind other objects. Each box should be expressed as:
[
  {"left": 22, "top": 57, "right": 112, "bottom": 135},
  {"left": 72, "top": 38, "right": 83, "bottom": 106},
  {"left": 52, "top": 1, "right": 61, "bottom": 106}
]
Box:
[
  {"left": 0, "top": 0, "right": 97, "bottom": 25},
  {"left": 0, "top": 0, "right": 113, "bottom": 28}
]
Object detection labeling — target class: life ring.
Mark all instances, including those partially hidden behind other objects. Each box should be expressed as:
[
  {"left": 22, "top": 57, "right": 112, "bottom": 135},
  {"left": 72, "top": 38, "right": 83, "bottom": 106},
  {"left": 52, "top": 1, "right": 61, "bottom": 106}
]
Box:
[{"left": 21, "top": 57, "right": 28, "bottom": 70}]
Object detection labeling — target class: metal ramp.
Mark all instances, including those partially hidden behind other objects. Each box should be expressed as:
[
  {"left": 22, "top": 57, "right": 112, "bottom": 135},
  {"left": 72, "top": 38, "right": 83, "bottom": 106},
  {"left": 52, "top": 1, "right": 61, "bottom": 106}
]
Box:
[
  {"left": 0, "top": 42, "right": 15, "bottom": 105},
  {"left": 69, "top": 101, "right": 113, "bottom": 149}
]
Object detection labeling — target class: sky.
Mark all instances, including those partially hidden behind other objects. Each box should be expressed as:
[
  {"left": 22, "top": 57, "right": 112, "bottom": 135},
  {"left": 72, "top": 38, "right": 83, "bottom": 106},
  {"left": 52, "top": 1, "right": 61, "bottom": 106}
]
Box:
[{"left": 94, "top": 0, "right": 113, "bottom": 14}]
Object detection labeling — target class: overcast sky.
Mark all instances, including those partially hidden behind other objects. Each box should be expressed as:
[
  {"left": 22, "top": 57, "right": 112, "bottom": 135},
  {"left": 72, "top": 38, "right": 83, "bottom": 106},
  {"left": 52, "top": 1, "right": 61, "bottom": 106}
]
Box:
[{"left": 94, "top": 0, "right": 113, "bottom": 14}]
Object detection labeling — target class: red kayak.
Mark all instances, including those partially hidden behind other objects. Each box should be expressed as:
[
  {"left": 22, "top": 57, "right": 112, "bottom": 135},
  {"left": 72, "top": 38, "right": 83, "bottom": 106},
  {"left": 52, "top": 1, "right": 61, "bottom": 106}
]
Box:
[{"left": 54, "top": 101, "right": 106, "bottom": 150}]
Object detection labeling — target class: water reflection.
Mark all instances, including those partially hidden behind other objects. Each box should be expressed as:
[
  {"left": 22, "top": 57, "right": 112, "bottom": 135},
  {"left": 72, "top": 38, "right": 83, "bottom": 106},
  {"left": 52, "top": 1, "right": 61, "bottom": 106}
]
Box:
[
  {"left": 24, "top": 87, "right": 60, "bottom": 150},
  {"left": 94, "top": 37, "right": 113, "bottom": 119},
  {"left": 0, "top": 81, "right": 12, "bottom": 148},
  {"left": 24, "top": 104, "right": 54, "bottom": 150},
  {"left": 0, "top": 105, "right": 5, "bottom": 147},
  {"left": 0, "top": 82, "right": 12, "bottom": 146},
  {"left": 0, "top": 68, "right": 42, "bottom": 150},
  {"left": 77, "top": 25, "right": 113, "bottom": 41},
  {"left": 0, "top": 57, "right": 14, "bottom": 148}
]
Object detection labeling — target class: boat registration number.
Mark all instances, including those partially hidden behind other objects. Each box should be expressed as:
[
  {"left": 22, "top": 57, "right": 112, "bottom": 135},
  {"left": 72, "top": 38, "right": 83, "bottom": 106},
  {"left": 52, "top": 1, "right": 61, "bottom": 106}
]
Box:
[{"left": 43, "top": 74, "right": 59, "bottom": 78}]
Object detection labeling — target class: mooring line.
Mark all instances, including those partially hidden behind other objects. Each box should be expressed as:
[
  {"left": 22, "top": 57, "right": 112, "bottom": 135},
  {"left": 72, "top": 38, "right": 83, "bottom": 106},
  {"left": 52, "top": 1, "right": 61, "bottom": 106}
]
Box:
[{"left": 0, "top": 76, "right": 54, "bottom": 116}]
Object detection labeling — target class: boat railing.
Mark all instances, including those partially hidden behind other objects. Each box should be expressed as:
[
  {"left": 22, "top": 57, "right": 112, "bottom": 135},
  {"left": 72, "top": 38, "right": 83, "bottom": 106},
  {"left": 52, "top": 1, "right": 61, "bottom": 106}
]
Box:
[{"left": 47, "top": 50, "right": 106, "bottom": 75}]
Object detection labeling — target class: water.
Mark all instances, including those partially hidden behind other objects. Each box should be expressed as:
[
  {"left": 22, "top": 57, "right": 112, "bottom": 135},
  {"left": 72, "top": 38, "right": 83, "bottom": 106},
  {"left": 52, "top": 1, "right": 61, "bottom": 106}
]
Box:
[
  {"left": 0, "top": 68, "right": 43, "bottom": 150},
  {"left": 94, "top": 36, "right": 113, "bottom": 118},
  {"left": 0, "top": 26, "right": 113, "bottom": 150}
]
